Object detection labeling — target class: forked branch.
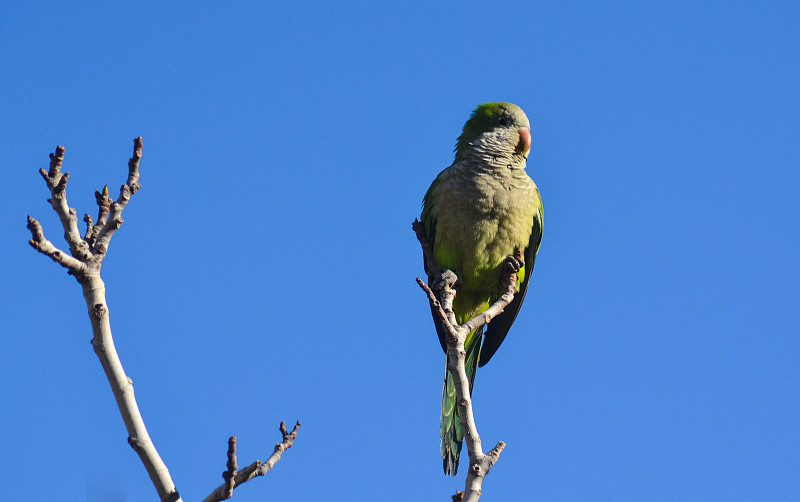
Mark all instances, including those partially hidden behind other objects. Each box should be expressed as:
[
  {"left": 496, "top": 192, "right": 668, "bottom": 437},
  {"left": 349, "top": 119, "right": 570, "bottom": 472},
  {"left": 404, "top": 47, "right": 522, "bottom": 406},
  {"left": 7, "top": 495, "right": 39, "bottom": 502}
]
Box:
[
  {"left": 202, "top": 421, "right": 301, "bottom": 502},
  {"left": 28, "top": 139, "right": 298, "bottom": 501},
  {"left": 413, "top": 219, "right": 515, "bottom": 502}
]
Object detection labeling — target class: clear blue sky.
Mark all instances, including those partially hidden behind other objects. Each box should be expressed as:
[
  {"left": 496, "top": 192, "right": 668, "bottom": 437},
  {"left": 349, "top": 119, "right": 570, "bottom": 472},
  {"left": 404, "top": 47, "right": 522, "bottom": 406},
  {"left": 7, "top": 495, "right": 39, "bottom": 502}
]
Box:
[{"left": 2, "top": 1, "right": 798, "bottom": 500}]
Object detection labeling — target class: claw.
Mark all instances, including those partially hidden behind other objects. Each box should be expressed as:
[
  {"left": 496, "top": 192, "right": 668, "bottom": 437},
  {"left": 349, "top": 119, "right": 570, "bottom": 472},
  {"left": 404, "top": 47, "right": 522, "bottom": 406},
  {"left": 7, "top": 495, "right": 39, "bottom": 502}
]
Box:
[{"left": 503, "top": 255, "right": 524, "bottom": 274}]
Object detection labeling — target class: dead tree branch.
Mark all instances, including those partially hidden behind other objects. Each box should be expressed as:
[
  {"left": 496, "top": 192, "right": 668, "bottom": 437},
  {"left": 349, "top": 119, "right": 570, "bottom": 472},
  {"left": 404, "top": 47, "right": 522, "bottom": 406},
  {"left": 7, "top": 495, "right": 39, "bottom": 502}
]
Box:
[
  {"left": 29, "top": 138, "right": 181, "bottom": 502},
  {"left": 413, "top": 219, "right": 513, "bottom": 502},
  {"left": 28, "top": 139, "right": 298, "bottom": 501},
  {"left": 202, "top": 421, "right": 301, "bottom": 502}
]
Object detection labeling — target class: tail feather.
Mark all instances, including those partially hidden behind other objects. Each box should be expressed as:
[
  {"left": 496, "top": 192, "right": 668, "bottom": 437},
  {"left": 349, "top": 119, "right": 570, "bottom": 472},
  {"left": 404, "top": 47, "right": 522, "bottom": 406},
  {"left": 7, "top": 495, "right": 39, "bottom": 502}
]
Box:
[
  {"left": 440, "top": 326, "right": 483, "bottom": 475},
  {"left": 441, "top": 370, "right": 459, "bottom": 475}
]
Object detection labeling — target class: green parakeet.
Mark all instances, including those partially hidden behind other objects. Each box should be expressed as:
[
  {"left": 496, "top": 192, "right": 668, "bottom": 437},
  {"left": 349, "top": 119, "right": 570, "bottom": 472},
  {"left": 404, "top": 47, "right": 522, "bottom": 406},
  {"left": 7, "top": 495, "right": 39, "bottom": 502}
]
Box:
[{"left": 420, "top": 102, "right": 543, "bottom": 475}]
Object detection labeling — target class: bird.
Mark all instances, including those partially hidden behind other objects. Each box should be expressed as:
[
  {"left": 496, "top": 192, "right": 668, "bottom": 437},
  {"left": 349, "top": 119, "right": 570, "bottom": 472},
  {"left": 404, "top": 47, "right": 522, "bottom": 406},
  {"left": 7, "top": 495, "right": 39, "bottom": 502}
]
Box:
[{"left": 420, "top": 102, "right": 543, "bottom": 475}]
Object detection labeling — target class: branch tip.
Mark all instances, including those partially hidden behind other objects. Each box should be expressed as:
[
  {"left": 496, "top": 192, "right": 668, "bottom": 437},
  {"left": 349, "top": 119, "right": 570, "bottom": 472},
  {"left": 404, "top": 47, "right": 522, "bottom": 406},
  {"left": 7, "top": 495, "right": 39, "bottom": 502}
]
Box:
[
  {"left": 221, "top": 435, "right": 238, "bottom": 497},
  {"left": 490, "top": 441, "right": 506, "bottom": 455},
  {"left": 48, "top": 145, "right": 65, "bottom": 177},
  {"left": 127, "top": 137, "right": 143, "bottom": 193}
]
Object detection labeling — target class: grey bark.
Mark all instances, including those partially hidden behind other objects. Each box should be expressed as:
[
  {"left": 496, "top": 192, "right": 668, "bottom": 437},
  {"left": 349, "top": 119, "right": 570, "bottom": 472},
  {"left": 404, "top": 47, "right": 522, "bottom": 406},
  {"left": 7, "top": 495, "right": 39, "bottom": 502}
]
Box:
[{"left": 28, "top": 139, "right": 297, "bottom": 501}]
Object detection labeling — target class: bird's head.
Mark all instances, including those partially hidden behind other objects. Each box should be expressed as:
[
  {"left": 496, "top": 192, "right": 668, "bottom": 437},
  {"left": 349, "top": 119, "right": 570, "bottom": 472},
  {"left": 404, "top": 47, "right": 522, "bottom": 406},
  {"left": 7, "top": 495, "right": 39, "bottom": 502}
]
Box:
[{"left": 454, "top": 102, "right": 531, "bottom": 167}]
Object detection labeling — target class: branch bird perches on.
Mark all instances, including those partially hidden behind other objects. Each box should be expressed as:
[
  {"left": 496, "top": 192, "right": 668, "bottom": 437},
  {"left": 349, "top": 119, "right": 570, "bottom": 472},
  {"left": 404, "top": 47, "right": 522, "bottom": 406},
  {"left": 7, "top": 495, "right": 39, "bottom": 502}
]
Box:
[{"left": 413, "top": 219, "right": 512, "bottom": 502}]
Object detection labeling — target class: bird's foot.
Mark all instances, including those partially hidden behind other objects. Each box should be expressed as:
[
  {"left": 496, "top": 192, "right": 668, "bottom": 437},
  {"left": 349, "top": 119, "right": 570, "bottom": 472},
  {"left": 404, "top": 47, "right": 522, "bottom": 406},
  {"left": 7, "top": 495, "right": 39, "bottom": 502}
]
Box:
[
  {"left": 433, "top": 269, "right": 459, "bottom": 323},
  {"left": 434, "top": 269, "right": 459, "bottom": 291},
  {"left": 502, "top": 254, "right": 525, "bottom": 274}
]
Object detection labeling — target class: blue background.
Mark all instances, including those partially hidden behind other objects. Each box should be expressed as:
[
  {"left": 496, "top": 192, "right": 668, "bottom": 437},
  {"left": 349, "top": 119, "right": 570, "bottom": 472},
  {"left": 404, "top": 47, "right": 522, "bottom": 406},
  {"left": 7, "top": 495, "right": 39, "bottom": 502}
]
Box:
[{"left": 2, "top": 1, "right": 798, "bottom": 500}]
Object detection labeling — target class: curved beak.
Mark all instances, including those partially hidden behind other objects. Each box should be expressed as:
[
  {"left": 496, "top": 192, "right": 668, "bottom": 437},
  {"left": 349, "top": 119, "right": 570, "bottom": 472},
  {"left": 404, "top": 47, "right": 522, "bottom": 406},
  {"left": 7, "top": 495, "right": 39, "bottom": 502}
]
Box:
[{"left": 516, "top": 128, "right": 532, "bottom": 159}]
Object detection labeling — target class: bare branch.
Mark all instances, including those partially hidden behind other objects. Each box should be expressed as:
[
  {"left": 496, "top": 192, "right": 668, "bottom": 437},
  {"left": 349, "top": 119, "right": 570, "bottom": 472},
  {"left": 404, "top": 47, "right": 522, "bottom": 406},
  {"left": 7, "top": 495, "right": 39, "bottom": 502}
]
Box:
[
  {"left": 37, "top": 147, "right": 88, "bottom": 261},
  {"left": 47, "top": 145, "right": 65, "bottom": 178},
  {"left": 30, "top": 138, "right": 299, "bottom": 502},
  {"left": 202, "top": 421, "right": 301, "bottom": 502},
  {"left": 258, "top": 421, "right": 301, "bottom": 474},
  {"left": 93, "top": 138, "right": 142, "bottom": 255},
  {"left": 414, "top": 226, "right": 515, "bottom": 501},
  {"left": 28, "top": 139, "right": 182, "bottom": 502},
  {"left": 83, "top": 185, "right": 112, "bottom": 246},
  {"left": 127, "top": 135, "right": 143, "bottom": 192},
  {"left": 27, "top": 215, "right": 86, "bottom": 272},
  {"left": 83, "top": 213, "right": 95, "bottom": 242},
  {"left": 222, "top": 436, "right": 238, "bottom": 499}
]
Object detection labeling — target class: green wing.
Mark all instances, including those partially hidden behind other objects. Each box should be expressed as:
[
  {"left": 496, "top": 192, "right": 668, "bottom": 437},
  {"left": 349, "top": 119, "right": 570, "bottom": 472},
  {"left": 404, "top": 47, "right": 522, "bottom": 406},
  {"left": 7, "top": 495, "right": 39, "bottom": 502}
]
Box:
[
  {"left": 420, "top": 169, "right": 451, "bottom": 354},
  {"left": 478, "top": 190, "right": 543, "bottom": 367}
]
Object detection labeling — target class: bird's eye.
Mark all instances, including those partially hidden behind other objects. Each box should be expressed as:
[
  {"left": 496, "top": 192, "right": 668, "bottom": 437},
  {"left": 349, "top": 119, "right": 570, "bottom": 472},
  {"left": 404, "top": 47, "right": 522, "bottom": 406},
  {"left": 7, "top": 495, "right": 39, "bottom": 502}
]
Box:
[{"left": 498, "top": 117, "right": 510, "bottom": 127}]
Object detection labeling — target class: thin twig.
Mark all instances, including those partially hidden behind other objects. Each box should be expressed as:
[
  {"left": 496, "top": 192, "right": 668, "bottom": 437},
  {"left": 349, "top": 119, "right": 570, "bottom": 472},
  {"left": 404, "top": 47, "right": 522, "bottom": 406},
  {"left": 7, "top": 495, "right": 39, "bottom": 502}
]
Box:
[
  {"left": 202, "top": 421, "right": 301, "bottom": 502},
  {"left": 93, "top": 137, "right": 142, "bottom": 255},
  {"left": 222, "top": 436, "right": 238, "bottom": 499},
  {"left": 27, "top": 215, "right": 87, "bottom": 272}
]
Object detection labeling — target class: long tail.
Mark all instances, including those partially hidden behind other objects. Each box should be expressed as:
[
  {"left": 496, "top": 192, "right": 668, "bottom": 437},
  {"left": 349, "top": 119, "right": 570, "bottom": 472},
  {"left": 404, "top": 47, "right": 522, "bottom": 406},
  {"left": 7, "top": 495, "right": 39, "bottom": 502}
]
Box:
[{"left": 441, "top": 326, "right": 483, "bottom": 475}]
